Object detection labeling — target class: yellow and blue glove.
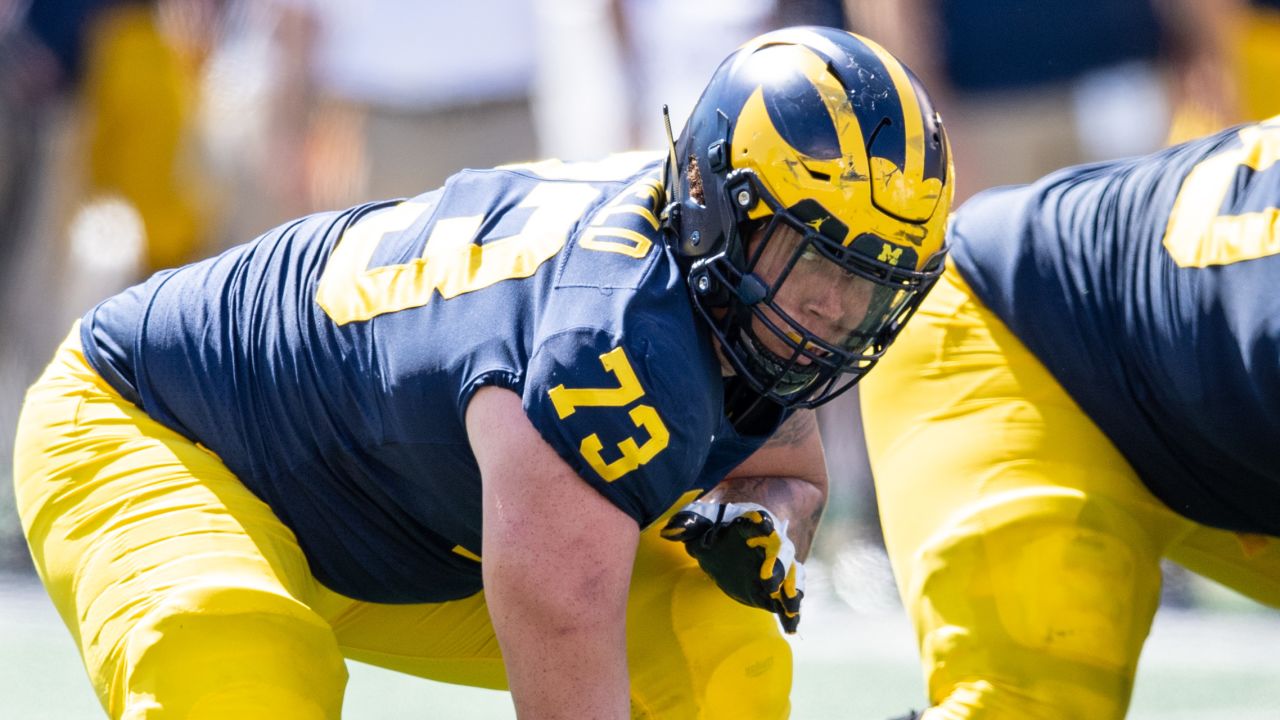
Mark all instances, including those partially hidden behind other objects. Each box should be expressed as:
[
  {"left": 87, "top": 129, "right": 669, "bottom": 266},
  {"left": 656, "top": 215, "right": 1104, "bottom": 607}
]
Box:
[{"left": 660, "top": 501, "right": 805, "bottom": 633}]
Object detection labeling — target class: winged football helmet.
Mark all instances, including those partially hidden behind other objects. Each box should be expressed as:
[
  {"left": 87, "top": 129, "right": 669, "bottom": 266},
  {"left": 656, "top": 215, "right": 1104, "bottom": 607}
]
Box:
[{"left": 662, "top": 27, "right": 953, "bottom": 409}]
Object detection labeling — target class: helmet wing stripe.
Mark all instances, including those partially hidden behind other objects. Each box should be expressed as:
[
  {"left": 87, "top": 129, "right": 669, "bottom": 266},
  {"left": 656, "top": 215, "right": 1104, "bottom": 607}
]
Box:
[
  {"left": 802, "top": 46, "right": 869, "bottom": 176},
  {"left": 760, "top": 56, "right": 844, "bottom": 161},
  {"left": 798, "top": 34, "right": 907, "bottom": 173},
  {"left": 862, "top": 38, "right": 930, "bottom": 185}
]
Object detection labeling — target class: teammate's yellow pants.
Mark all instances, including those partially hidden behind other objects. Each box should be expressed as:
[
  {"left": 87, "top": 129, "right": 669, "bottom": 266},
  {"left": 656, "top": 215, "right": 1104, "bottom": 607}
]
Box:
[
  {"left": 14, "top": 326, "right": 790, "bottom": 719},
  {"left": 861, "top": 264, "right": 1280, "bottom": 720}
]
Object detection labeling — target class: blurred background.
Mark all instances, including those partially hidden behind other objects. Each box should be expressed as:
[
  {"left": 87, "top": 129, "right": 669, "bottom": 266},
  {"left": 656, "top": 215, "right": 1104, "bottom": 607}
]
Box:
[{"left": 2, "top": 0, "right": 1280, "bottom": 717}]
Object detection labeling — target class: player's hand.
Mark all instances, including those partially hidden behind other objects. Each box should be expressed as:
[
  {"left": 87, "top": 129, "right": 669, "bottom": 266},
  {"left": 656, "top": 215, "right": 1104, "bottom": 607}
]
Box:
[{"left": 660, "top": 501, "right": 805, "bottom": 633}]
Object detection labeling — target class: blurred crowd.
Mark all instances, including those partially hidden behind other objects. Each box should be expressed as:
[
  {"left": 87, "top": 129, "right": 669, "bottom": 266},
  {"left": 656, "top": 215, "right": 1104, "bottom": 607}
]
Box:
[{"left": 1, "top": 0, "right": 1278, "bottom": 576}]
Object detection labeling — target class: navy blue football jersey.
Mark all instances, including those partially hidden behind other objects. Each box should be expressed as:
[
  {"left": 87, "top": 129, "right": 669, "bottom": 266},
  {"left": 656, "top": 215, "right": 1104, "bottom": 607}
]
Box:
[
  {"left": 80, "top": 154, "right": 784, "bottom": 603},
  {"left": 950, "top": 118, "right": 1280, "bottom": 535}
]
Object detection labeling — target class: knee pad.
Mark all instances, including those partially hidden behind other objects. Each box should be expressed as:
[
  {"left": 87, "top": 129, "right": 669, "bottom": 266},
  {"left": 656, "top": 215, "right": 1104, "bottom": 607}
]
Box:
[
  {"left": 629, "top": 565, "right": 791, "bottom": 719},
  {"left": 112, "top": 585, "right": 347, "bottom": 719},
  {"left": 906, "top": 488, "right": 1161, "bottom": 720},
  {"left": 697, "top": 631, "right": 790, "bottom": 720}
]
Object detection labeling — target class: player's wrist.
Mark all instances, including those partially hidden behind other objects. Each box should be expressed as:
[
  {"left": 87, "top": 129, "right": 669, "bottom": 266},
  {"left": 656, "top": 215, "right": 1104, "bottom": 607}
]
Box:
[{"left": 660, "top": 500, "right": 807, "bottom": 633}]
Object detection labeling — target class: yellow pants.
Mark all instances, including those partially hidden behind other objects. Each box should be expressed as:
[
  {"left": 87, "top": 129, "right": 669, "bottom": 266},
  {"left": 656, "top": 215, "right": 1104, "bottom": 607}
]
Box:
[
  {"left": 14, "top": 327, "right": 790, "bottom": 719},
  {"left": 861, "top": 265, "right": 1280, "bottom": 720}
]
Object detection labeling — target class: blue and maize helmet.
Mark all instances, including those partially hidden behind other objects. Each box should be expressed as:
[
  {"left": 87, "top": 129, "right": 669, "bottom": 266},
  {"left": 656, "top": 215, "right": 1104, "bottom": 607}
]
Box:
[{"left": 662, "top": 27, "right": 953, "bottom": 409}]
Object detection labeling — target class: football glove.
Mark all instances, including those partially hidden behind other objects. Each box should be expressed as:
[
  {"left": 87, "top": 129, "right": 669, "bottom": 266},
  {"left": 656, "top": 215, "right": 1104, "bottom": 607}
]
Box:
[{"left": 660, "top": 501, "right": 805, "bottom": 633}]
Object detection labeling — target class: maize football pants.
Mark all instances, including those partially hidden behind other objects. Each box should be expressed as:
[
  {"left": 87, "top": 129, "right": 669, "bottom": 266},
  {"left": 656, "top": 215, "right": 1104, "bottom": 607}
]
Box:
[
  {"left": 861, "top": 265, "right": 1280, "bottom": 720},
  {"left": 14, "top": 326, "right": 790, "bottom": 719}
]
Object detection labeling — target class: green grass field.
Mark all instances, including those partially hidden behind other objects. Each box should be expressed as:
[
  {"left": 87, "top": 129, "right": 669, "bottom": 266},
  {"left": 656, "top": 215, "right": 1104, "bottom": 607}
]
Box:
[{"left": 5, "top": 572, "right": 1280, "bottom": 719}]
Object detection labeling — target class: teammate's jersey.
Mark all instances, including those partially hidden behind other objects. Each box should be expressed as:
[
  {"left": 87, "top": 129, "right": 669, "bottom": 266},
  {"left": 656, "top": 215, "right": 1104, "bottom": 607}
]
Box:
[
  {"left": 950, "top": 118, "right": 1280, "bottom": 536},
  {"left": 80, "top": 154, "right": 785, "bottom": 603}
]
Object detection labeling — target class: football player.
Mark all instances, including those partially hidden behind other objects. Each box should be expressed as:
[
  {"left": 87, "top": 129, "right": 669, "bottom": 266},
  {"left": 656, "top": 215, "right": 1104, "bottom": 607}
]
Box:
[
  {"left": 14, "top": 27, "right": 951, "bottom": 718},
  {"left": 863, "top": 116, "right": 1280, "bottom": 719}
]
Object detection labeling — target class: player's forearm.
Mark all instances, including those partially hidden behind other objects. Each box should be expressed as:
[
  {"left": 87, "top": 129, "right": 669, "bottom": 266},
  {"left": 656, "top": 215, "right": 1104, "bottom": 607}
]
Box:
[
  {"left": 469, "top": 386, "right": 637, "bottom": 718},
  {"left": 498, "top": 638, "right": 629, "bottom": 717},
  {"left": 701, "top": 473, "right": 826, "bottom": 560},
  {"left": 487, "top": 572, "right": 630, "bottom": 718},
  {"left": 711, "top": 410, "right": 829, "bottom": 559},
  {"left": 482, "top": 509, "right": 634, "bottom": 717}
]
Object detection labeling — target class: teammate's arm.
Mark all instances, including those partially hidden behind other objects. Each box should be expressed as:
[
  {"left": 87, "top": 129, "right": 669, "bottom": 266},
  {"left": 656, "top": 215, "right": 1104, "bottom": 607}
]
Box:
[{"left": 467, "top": 386, "right": 639, "bottom": 719}]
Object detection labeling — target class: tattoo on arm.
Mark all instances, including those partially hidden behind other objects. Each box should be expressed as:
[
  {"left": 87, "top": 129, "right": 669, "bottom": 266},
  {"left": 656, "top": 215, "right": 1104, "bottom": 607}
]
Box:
[
  {"left": 705, "top": 475, "right": 825, "bottom": 560},
  {"left": 766, "top": 409, "right": 817, "bottom": 447},
  {"left": 710, "top": 475, "right": 796, "bottom": 510}
]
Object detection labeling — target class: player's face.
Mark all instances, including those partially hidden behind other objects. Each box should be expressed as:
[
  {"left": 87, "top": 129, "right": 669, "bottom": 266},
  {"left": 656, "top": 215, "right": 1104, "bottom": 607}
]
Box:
[{"left": 747, "top": 223, "right": 884, "bottom": 365}]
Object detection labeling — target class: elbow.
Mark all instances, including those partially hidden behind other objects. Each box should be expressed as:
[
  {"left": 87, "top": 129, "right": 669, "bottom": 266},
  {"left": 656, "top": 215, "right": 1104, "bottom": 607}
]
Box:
[{"left": 482, "top": 550, "right": 630, "bottom": 636}]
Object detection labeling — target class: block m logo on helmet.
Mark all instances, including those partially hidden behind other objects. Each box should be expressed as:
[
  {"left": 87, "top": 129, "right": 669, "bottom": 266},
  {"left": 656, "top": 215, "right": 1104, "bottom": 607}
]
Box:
[{"left": 878, "top": 244, "right": 904, "bottom": 266}]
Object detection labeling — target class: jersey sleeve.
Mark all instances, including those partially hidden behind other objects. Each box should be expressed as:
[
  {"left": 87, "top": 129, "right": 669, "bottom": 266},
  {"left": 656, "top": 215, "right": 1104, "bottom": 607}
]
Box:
[{"left": 522, "top": 325, "right": 719, "bottom": 526}]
